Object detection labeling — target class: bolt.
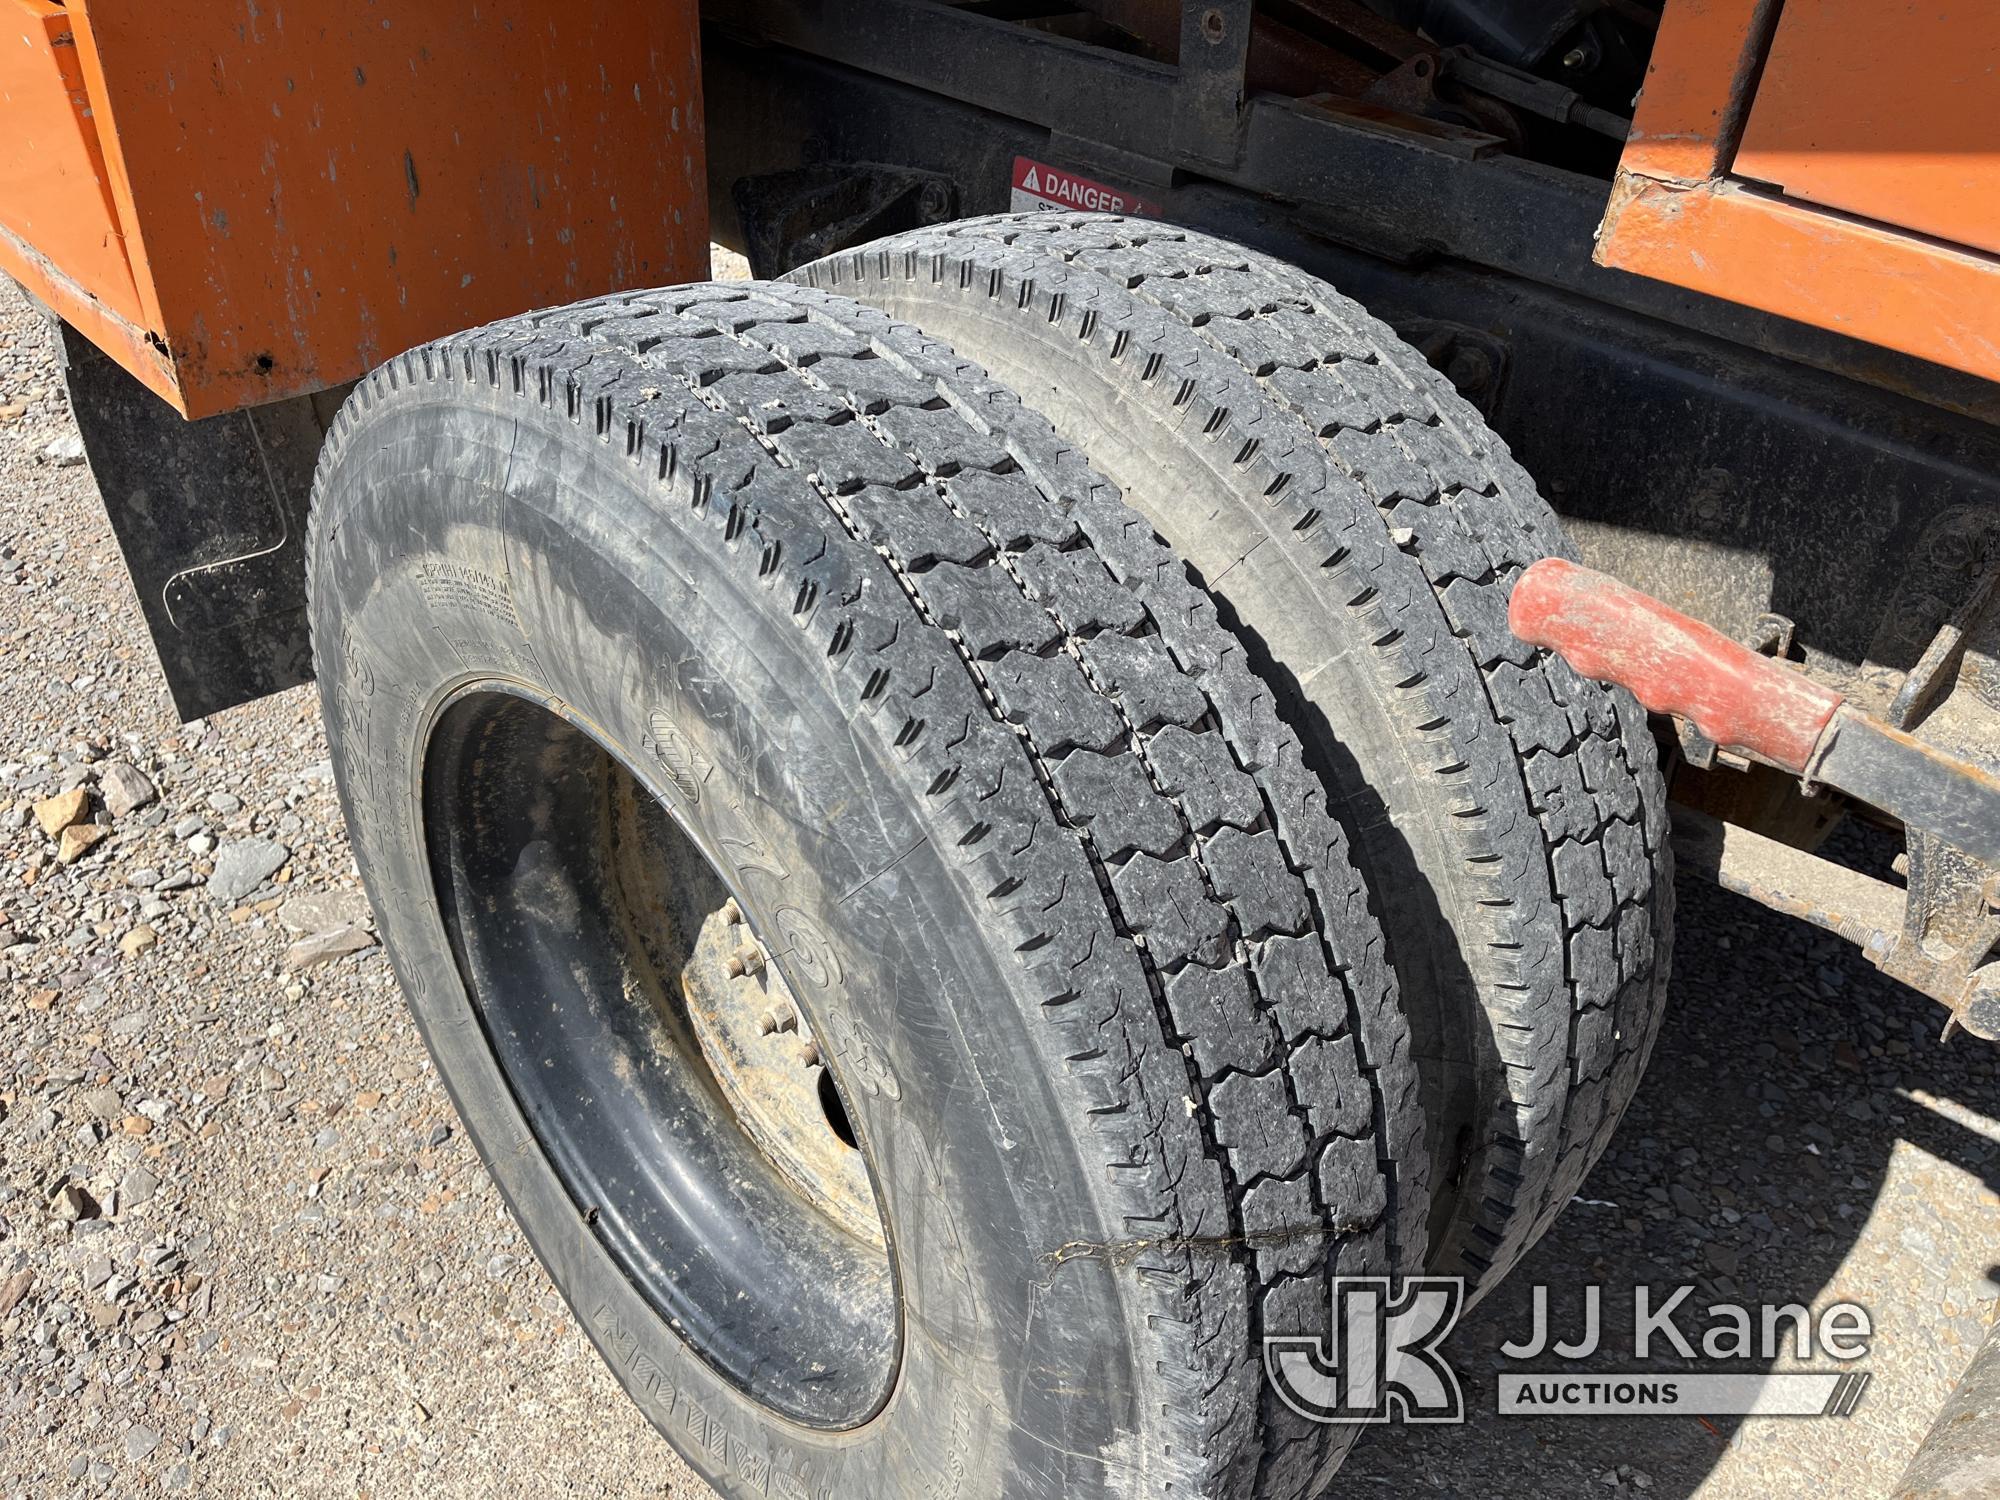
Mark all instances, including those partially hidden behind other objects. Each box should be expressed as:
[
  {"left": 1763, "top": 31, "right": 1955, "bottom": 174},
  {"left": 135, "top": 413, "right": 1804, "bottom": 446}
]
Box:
[
  {"left": 798, "top": 1041, "right": 822, "bottom": 1068},
  {"left": 722, "top": 898, "right": 743, "bottom": 925},
  {"left": 1200, "top": 8, "right": 1225, "bottom": 43},
  {"left": 758, "top": 1004, "right": 798, "bottom": 1036},
  {"left": 1562, "top": 45, "right": 1590, "bottom": 70},
  {"left": 918, "top": 180, "right": 953, "bottom": 223},
  {"left": 1444, "top": 345, "right": 1493, "bottom": 396},
  {"left": 1930, "top": 531, "right": 1974, "bottom": 572}
]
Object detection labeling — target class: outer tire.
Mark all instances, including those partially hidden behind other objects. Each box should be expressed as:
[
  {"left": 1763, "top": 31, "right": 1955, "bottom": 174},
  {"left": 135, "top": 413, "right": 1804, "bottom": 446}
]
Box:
[
  {"left": 801, "top": 213, "right": 1673, "bottom": 1301},
  {"left": 308, "top": 280, "right": 1427, "bottom": 1498}
]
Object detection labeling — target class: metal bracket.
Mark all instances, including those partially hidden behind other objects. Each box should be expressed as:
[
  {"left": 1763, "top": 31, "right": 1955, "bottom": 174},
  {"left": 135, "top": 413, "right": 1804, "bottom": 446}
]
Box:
[{"left": 1171, "top": 1, "right": 1254, "bottom": 167}]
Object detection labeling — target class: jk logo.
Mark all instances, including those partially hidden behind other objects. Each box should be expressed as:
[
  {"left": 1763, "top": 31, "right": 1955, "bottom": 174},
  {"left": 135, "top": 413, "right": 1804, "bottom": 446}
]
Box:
[{"left": 1263, "top": 1277, "right": 1467, "bottom": 1424}]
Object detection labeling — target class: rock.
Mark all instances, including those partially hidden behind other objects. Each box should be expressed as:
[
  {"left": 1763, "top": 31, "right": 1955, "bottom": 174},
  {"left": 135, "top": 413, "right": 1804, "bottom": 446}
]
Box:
[
  {"left": 207, "top": 838, "right": 288, "bottom": 905},
  {"left": 282, "top": 923, "right": 376, "bottom": 970},
  {"left": 80, "top": 1087, "right": 122, "bottom": 1120},
  {"left": 207, "top": 791, "right": 243, "bottom": 816},
  {"left": 171, "top": 813, "right": 206, "bottom": 839},
  {"left": 278, "top": 890, "right": 374, "bottom": 935},
  {"left": 119, "top": 1166, "right": 159, "bottom": 1209},
  {"left": 32, "top": 785, "right": 88, "bottom": 838},
  {"left": 56, "top": 822, "right": 108, "bottom": 864},
  {"left": 118, "top": 924, "right": 158, "bottom": 959},
  {"left": 0, "top": 1268, "right": 34, "bottom": 1317},
  {"left": 122, "top": 1423, "right": 160, "bottom": 1462},
  {"left": 40, "top": 432, "right": 85, "bottom": 467},
  {"left": 51, "top": 1184, "right": 96, "bottom": 1223},
  {"left": 96, "top": 760, "right": 156, "bottom": 816}
]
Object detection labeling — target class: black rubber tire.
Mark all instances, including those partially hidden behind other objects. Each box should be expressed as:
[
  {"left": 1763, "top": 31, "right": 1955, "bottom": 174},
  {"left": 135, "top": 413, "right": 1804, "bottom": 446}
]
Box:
[
  {"left": 800, "top": 213, "right": 1673, "bottom": 1303},
  {"left": 307, "top": 280, "right": 1428, "bottom": 1498}
]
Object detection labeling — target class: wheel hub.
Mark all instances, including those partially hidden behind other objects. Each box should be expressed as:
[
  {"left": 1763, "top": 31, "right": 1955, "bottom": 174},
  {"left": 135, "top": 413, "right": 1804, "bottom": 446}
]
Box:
[{"left": 681, "top": 899, "right": 884, "bottom": 1248}]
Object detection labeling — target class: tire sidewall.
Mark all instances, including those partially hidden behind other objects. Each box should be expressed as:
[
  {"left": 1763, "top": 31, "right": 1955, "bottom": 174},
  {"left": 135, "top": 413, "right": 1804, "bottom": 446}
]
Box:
[{"left": 309, "top": 376, "right": 1151, "bottom": 1499}]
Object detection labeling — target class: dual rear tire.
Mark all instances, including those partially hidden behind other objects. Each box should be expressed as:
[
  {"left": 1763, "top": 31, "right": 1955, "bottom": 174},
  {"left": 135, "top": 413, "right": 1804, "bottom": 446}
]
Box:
[
  {"left": 307, "top": 222, "right": 1670, "bottom": 1499},
  {"left": 798, "top": 214, "right": 1673, "bottom": 1300}
]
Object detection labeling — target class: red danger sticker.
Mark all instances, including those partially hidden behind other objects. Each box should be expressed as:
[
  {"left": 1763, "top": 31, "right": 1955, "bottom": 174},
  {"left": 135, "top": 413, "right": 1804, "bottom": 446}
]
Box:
[{"left": 1009, "top": 156, "right": 1162, "bottom": 218}]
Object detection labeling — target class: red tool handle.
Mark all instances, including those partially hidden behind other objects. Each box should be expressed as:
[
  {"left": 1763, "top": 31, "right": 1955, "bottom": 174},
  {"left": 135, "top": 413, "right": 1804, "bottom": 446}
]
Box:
[{"left": 1509, "top": 558, "right": 1843, "bottom": 772}]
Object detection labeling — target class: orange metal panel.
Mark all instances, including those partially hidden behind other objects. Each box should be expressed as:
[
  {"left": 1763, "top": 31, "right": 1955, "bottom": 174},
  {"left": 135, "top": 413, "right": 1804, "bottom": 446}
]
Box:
[
  {"left": 0, "top": 0, "right": 144, "bottom": 325},
  {"left": 1615, "top": 0, "right": 1772, "bottom": 185},
  {"left": 39, "top": 1, "right": 705, "bottom": 419},
  {"left": 1597, "top": 0, "right": 2000, "bottom": 385},
  {"left": 1600, "top": 179, "right": 2000, "bottom": 389},
  {"left": 1735, "top": 1, "right": 2000, "bottom": 258}
]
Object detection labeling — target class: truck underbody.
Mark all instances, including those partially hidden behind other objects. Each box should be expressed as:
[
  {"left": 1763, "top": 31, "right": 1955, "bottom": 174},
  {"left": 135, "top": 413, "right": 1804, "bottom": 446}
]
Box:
[{"left": 52, "top": 0, "right": 2000, "bottom": 1032}]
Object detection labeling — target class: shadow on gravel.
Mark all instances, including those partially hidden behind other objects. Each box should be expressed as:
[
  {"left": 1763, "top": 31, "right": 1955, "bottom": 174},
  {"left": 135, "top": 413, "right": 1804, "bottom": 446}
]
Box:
[{"left": 1339, "top": 848, "right": 2000, "bottom": 1497}]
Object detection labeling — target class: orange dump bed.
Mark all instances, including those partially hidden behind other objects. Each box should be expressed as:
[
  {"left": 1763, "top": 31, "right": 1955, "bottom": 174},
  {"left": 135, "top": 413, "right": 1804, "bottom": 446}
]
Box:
[
  {"left": 0, "top": 0, "right": 706, "bottom": 419},
  {"left": 1597, "top": 0, "right": 2000, "bottom": 383}
]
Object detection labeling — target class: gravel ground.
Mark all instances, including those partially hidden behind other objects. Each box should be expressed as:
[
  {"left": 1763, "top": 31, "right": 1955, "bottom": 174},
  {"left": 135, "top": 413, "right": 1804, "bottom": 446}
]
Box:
[{"left": 1, "top": 263, "right": 1996, "bottom": 1498}]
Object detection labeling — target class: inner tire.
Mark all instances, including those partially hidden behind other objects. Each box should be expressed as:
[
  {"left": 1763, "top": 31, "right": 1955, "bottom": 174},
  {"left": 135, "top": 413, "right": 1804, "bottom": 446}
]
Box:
[
  {"left": 307, "top": 281, "right": 1429, "bottom": 1498},
  {"left": 801, "top": 214, "right": 1673, "bottom": 1303}
]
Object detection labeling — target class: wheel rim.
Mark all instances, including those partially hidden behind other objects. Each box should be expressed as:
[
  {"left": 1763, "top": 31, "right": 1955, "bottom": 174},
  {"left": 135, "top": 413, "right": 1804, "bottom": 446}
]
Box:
[{"left": 421, "top": 684, "right": 900, "bottom": 1429}]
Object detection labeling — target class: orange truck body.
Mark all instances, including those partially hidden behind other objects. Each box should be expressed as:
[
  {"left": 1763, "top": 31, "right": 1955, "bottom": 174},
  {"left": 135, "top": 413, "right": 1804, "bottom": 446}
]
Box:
[
  {"left": 0, "top": 0, "right": 707, "bottom": 419},
  {"left": 1597, "top": 0, "right": 2000, "bottom": 384},
  {"left": 2, "top": 0, "right": 1996, "bottom": 410}
]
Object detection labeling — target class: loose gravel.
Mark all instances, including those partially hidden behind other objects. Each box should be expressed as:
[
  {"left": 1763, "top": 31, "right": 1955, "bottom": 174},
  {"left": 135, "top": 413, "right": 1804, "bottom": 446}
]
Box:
[
  {"left": 0, "top": 283, "right": 708, "bottom": 1498},
  {"left": 2, "top": 253, "right": 1995, "bottom": 1497}
]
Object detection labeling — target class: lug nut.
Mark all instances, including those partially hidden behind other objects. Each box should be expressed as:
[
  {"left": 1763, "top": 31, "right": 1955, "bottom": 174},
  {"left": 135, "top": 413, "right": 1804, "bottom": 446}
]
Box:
[{"left": 758, "top": 1004, "right": 799, "bottom": 1036}]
